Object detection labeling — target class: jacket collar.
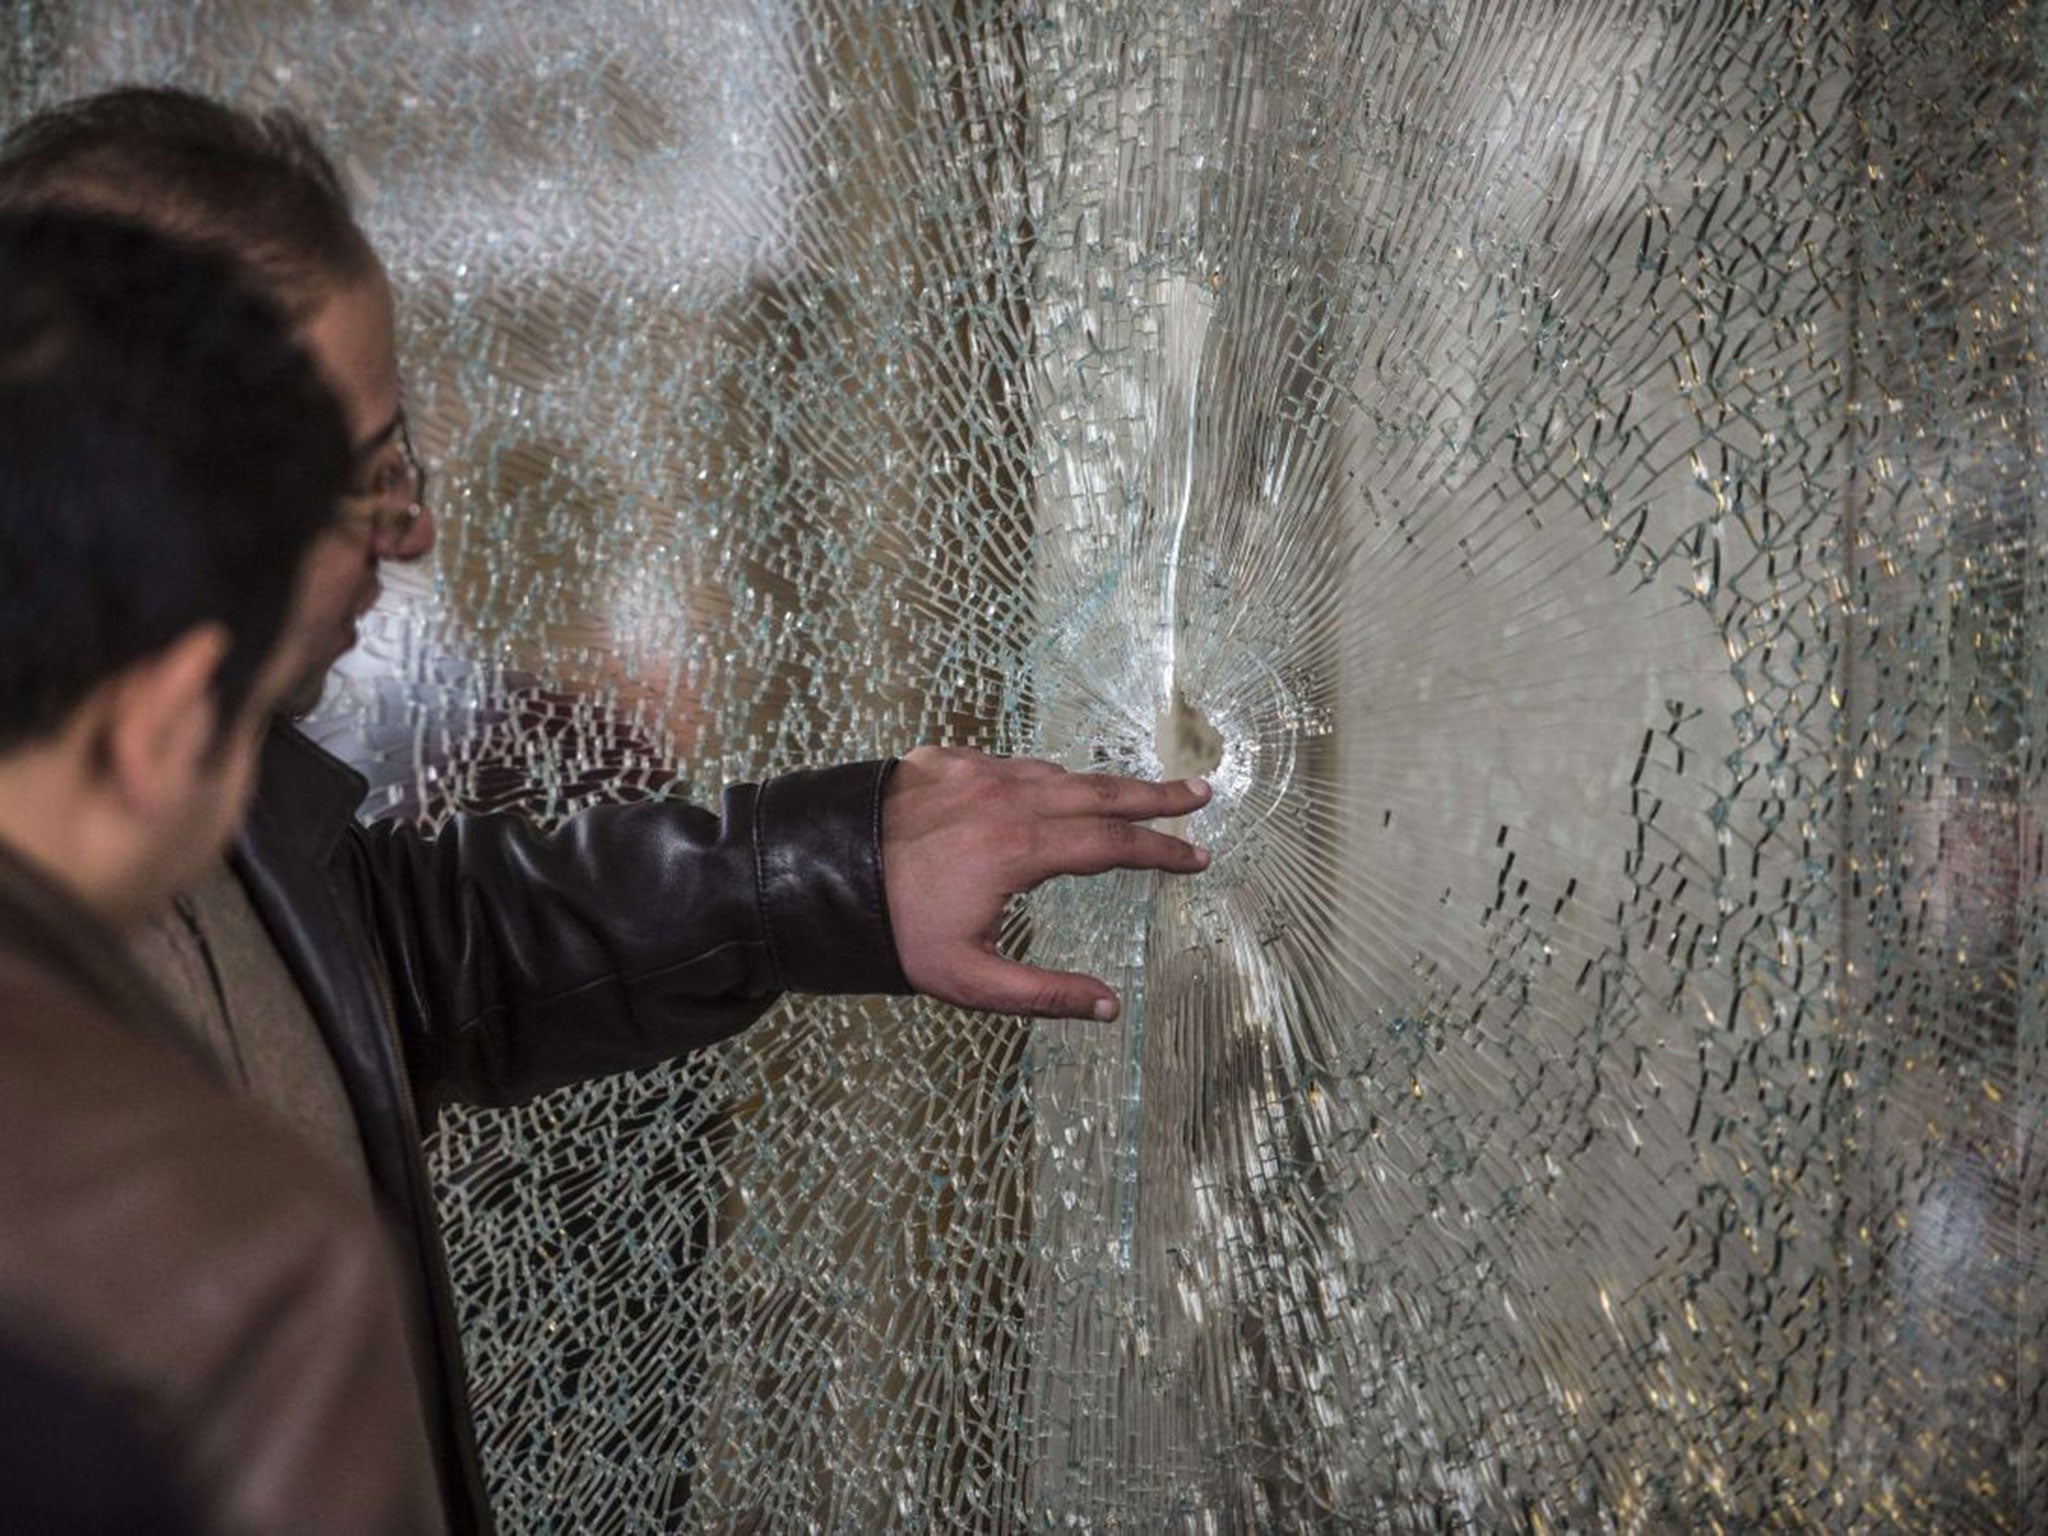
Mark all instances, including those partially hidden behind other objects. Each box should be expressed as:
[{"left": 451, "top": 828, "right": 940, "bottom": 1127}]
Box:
[
  {"left": 241, "top": 720, "right": 370, "bottom": 866},
  {"left": 231, "top": 720, "right": 428, "bottom": 1211},
  {"left": 0, "top": 834, "right": 215, "bottom": 1068},
  {"left": 233, "top": 722, "right": 410, "bottom": 1183}
]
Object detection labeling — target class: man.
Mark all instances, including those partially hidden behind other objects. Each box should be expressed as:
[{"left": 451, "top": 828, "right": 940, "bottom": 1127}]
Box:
[
  {"left": 0, "top": 89, "right": 1212, "bottom": 1531},
  {"left": 0, "top": 210, "right": 441, "bottom": 1530}
]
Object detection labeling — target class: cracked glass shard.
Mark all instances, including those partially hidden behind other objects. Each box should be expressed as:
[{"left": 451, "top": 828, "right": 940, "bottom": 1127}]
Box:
[{"left": 6, "top": 0, "right": 2039, "bottom": 1529}]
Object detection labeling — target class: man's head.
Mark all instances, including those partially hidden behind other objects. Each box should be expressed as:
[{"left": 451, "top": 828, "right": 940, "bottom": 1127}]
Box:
[
  {"left": 0, "top": 87, "right": 433, "bottom": 714},
  {"left": 0, "top": 209, "right": 351, "bottom": 924}
]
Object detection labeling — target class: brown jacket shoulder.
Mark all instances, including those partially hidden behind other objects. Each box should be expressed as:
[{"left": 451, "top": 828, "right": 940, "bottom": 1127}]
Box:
[{"left": 0, "top": 936, "right": 443, "bottom": 1534}]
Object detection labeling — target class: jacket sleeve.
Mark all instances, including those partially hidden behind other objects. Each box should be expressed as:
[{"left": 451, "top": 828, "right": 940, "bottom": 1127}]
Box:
[{"left": 338, "top": 760, "right": 913, "bottom": 1112}]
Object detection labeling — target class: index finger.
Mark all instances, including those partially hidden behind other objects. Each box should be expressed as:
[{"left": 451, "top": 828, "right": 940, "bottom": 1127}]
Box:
[{"left": 1036, "top": 772, "right": 1212, "bottom": 822}]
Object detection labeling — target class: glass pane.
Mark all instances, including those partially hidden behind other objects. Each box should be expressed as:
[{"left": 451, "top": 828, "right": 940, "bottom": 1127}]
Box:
[{"left": 7, "top": 1, "right": 2037, "bottom": 1528}]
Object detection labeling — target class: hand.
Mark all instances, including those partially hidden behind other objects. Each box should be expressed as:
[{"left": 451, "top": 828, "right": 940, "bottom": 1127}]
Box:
[{"left": 881, "top": 746, "right": 1211, "bottom": 1020}]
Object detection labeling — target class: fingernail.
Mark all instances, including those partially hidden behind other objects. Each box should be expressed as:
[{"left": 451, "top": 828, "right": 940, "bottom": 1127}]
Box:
[
  {"left": 1195, "top": 846, "right": 1212, "bottom": 868},
  {"left": 1092, "top": 996, "right": 1119, "bottom": 1021},
  {"left": 1183, "top": 778, "right": 1212, "bottom": 798}
]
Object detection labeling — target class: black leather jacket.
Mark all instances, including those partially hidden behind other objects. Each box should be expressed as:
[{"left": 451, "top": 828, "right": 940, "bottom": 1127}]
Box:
[{"left": 231, "top": 724, "right": 912, "bottom": 1533}]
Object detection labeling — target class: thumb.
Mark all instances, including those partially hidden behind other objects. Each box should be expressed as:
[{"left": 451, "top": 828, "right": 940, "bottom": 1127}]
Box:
[{"left": 937, "top": 951, "right": 1122, "bottom": 1021}]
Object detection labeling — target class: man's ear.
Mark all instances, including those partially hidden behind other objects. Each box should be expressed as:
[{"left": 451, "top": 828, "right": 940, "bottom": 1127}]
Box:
[{"left": 94, "top": 623, "right": 230, "bottom": 820}]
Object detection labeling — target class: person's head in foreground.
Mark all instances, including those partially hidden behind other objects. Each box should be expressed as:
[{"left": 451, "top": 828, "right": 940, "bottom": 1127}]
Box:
[
  {"left": 0, "top": 86, "right": 432, "bottom": 720},
  {"left": 0, "top": 207, "right": 351, "bottom": 927}
]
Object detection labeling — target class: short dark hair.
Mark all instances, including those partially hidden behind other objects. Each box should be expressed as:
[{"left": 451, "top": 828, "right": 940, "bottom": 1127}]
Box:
[
  {"left": 0, "top": 87, "right": 374, "bottom": 318},
  {"left": 0, "top": 210, "right": 351, "bottom": 752}
]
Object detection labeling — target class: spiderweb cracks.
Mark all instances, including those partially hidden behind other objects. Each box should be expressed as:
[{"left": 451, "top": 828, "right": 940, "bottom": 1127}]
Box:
[{"left": 6, "top": 0, "right": 2039, "bottom": 1529}]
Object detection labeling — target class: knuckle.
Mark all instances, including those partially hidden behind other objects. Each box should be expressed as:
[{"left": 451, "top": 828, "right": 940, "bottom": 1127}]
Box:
[
  {"left": 1029, "top": 982, "right": 1073, "bottom": 1017},
  {"left": 952, "top": 747, "right": 999, "bottom": 783}
]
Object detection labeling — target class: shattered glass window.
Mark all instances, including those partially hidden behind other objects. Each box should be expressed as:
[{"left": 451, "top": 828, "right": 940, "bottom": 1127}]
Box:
[{"left": 6, "top": 0, "right": 2039, "bottom": 1528}]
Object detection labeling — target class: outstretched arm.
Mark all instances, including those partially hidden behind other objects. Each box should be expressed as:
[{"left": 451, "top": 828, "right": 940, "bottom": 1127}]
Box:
[{"left": 349, "top": 745, "right": 1210, "bottom": 1110}]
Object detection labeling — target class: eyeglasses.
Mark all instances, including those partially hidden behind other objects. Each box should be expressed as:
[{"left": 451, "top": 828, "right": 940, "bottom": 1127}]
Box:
[{"left": 335, "top": 411, "right": 428, "bottom": 544}]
